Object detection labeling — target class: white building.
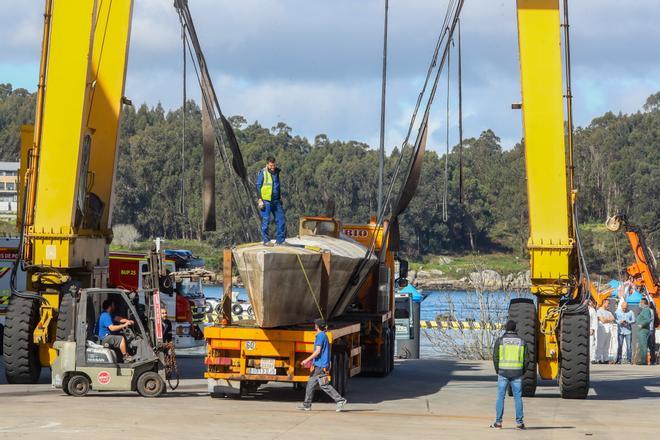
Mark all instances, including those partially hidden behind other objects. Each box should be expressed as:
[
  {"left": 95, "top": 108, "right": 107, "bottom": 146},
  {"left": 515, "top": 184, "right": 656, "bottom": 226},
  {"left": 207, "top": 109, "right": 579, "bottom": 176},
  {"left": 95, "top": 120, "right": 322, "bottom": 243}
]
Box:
[{"left": 0, "top": 162, "right": 19, "bottom": 222}]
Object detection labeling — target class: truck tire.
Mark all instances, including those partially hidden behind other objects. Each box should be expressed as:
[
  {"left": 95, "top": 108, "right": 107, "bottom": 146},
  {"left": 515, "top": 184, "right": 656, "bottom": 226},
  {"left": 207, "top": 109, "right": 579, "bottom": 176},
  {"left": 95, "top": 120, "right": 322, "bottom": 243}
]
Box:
[
  {"left": 389, "top": 326, "right": 395, "bottom": 372},
  {"left": 137, "top": 371, "right": 165, "bottom": 398},
  {"left": 508, "top": 298, "right": 537, "bottom": 397},
  {"left": 559, "top": 310, "right": 589, "bottom": 399},
  {"left": 56, "top": 293, "right": 74, "bottom": 341},
  {"left": 342, "top": 351, "right": 350, "bottom": 396},
  {"left": 3, "top": 296, "right": 42, "bottom": 384}
]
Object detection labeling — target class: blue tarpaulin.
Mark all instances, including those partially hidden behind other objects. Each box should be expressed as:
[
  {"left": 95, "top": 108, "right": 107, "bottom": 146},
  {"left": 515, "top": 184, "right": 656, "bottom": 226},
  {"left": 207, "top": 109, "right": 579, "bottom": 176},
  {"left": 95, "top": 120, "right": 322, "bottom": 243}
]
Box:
[{"left": 400, "top": 284, "right": 424, "bottom": 303}]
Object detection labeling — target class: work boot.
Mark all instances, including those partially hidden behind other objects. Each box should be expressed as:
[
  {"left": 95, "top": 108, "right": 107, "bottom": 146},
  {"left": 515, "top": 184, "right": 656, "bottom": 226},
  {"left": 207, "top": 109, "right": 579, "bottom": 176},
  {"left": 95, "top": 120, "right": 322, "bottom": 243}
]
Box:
[
  {"left": 489, "top": 422, "right": 502, "bottom": 429},
  {"left": 336, "top": 399, "right": 347, "bottom": 412},
  {"left": 516, "top": 423, "right": 526, "bottom": 430},
  {"left": 263, "top": 242, "right": 274, "bottom": 247},
  {"left": 296, "top": 405, "right": 311, "bottom": 411}
]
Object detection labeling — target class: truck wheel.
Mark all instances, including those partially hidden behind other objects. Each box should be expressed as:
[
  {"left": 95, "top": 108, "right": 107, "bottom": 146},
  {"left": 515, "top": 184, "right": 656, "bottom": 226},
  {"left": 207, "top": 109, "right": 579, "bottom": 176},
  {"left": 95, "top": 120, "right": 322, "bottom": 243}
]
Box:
[
  {"left": 3, "top": 296, "right": 42, "bottom": 384},
  {"left": 378, "top": 329, "right": 392, "bottom": 377},
  {"left": 559, "top": 310, "right": 589, "bottom": 399},
  {"left": 389, "top": 327, "right": 395, "bottom": 372},
  {"left": 342, "top": 351, "right": 350, "bottom": 397},
  {"left": 232, "top": 304, "right": 243, "bottom": 316},
  {"left": 137, "top": 372, "right": 166, "bottom": 398},
  {"left": 56, "top": 293, "right": 74, "bottom": 341},
  {"left": 508, "top": 298, "right": 537, "bottom": 397},
  {"left": 67, "top": 374, "right": 90, "bottom": 397}
]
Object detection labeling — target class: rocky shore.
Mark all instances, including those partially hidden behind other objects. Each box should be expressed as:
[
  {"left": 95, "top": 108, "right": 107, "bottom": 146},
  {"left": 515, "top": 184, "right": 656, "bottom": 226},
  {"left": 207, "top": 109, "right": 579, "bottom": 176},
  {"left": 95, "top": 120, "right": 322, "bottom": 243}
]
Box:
[{"left": 410, "top": 268, "right": 531, "bottom": 291}]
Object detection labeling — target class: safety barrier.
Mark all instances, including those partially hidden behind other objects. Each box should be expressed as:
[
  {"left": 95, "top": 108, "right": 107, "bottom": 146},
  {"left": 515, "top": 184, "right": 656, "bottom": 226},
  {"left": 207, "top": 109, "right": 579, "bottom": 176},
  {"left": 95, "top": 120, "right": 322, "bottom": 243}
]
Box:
[{"left": 420, "top": 320, "right": 503, "bottom": 330}]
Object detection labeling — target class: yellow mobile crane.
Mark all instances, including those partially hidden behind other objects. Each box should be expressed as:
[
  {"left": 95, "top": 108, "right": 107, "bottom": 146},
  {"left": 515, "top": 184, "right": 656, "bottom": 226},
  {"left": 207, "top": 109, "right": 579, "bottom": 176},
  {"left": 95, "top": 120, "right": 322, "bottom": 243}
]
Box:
[
  {"left": 509, "top": 0, "right": 589, "bottom": 399},
  {"left": 5, "top": 0, "right": 589, "bottom": 399},
  {"left": 3, "top": 0, "right": 134, "bottom": 383}
]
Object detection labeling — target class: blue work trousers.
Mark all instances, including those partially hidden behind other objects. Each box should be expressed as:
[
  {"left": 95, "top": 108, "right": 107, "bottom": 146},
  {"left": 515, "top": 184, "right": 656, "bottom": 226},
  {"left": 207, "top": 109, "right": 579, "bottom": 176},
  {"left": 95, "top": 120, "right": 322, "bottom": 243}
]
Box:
[
  {"left": 495, "top": 375, "right": 523, "bottom": 425},
  {"left": 261, "top": 200, "right": 286, "bottom": 244}
]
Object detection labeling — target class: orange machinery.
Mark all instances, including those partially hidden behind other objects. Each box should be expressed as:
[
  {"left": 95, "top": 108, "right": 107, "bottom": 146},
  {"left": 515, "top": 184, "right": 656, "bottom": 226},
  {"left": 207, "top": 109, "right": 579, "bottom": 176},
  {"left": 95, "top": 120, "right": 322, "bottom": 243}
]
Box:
[{"left": 606, "top": 214, "right": 659, "bottom": 314}]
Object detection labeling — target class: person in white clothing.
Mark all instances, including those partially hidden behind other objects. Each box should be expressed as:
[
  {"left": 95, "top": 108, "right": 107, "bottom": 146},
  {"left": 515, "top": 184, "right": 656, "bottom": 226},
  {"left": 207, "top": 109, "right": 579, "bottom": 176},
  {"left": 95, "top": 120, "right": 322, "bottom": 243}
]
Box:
[
  {"left": 589, "top": 300, "right": 598, "bottom": 364},
  {"left": 596, "top": 298, "right": 615, "bottom": 364}
]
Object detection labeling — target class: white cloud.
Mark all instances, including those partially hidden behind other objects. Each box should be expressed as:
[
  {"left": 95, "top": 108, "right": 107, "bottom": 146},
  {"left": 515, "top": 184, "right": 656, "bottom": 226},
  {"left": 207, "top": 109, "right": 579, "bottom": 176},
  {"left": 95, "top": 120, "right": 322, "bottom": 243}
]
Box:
[{"left": 1, "top": 0, "right": 659, "bottom": 152}]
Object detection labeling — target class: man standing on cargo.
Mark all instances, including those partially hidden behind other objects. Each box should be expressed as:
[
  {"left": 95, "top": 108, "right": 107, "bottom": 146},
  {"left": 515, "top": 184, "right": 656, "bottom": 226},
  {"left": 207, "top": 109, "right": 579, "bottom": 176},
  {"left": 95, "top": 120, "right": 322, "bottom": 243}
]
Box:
[
  {"left": 297, "top": 319, "right": 347, "bottom": 412},
  {"left": 256, "top": 156, "right": 286, "bottom": 246},
  {"left": 490, "top": 320, "right": 527, "bottom": 430}
]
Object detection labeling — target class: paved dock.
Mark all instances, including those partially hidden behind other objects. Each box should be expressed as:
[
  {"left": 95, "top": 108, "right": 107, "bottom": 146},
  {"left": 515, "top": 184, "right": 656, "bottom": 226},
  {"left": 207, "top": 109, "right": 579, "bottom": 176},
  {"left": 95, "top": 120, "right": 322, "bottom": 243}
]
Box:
[{"left": 0, "top": 357, "right": 658, "bottom": 439}]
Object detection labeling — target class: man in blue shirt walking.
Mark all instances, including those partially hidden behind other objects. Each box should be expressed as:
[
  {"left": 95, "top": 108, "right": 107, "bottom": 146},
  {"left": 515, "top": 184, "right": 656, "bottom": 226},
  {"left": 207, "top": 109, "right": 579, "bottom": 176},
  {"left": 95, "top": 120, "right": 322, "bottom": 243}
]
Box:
[
  {"left": 297, "top": 319, "right": 347, "bottom": 412},
  {"left": 256, "top": 156, "right": 286, "bottom": 246},
  {"left": 615, "top": 300, "right": 635, "bottom": 364}
]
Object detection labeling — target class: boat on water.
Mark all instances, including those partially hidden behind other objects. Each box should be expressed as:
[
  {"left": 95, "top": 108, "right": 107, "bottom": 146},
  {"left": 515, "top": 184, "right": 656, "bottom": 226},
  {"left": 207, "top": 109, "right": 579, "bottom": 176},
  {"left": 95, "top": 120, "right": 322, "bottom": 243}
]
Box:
[{"left": 232, "top": 217, "right": 377, "bottom": 328}]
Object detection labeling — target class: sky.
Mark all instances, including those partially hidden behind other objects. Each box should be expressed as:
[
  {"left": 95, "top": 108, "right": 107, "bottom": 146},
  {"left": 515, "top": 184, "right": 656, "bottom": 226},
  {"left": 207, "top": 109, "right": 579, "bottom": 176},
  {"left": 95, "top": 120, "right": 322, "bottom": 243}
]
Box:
[{"left": 1, "top": 0, "right": 659, "bottom": 152}]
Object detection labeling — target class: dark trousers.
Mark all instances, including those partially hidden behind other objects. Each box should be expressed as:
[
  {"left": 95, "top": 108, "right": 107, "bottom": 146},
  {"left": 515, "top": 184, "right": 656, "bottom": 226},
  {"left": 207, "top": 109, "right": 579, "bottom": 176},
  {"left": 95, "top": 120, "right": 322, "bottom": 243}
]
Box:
[
  {"left": 616, "top": 332, "right": 632, "bottom": 363},
  {"left": 302, "top": 367, "right": 343, "bottom": 407},
  {"left": 649, "top": 330, "right": 657, "bottom": 365}
]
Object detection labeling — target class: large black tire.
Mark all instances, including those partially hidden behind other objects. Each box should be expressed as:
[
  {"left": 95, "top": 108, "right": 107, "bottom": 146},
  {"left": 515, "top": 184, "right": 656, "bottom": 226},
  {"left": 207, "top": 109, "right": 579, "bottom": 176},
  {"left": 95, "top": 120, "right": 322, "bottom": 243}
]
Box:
[
  {"left": 56, "top": 293, "right": 74, "bottom": 341},
  {"left": 2, "top": 296, "right": 42, "bottom": 384},
  {"left": 508, "top": 298, "right": 537, "bottom": 397},
  {"left": 559, "top": 310, "right": 590, "bottom": 399}
]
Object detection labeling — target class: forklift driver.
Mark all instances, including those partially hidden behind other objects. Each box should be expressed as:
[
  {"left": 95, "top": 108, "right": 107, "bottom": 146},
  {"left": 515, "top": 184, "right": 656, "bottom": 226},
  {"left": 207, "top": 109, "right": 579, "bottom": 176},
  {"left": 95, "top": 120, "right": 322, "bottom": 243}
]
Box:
[{"left": 97, "top": 299, "right": 135, "bottom": 362}]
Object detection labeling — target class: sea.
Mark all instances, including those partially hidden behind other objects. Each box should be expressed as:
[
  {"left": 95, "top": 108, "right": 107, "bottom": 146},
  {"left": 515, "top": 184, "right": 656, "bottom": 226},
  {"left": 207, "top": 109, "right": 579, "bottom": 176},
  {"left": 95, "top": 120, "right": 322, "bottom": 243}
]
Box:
[{"left": 200, "top": 285, "right": 533, "bottom": 359}]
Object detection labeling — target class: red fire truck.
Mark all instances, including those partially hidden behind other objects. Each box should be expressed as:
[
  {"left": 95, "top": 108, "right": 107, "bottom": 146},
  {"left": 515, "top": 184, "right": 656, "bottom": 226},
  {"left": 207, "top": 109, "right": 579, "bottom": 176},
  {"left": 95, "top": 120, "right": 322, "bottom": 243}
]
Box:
[{"left": 108, "top": 252, "right": 207, "bottom": 348}]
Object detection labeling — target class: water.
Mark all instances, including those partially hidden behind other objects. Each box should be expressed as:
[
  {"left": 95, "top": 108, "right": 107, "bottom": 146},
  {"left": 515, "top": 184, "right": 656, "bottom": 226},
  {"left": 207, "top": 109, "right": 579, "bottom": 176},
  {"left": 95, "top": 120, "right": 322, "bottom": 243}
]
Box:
[{"left": 201, "top": 284, "right": 533, "bottom": 359}]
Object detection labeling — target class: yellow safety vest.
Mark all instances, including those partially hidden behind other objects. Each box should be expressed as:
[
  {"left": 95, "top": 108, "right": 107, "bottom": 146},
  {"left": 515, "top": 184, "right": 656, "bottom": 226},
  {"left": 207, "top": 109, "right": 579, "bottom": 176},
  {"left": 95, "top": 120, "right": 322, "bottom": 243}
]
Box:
[
  {"left": 260, "top": 167, "right": 273, "bottom": 201},
  {"left": 498, "top": 337, "right": 525, "bottom": 371}
]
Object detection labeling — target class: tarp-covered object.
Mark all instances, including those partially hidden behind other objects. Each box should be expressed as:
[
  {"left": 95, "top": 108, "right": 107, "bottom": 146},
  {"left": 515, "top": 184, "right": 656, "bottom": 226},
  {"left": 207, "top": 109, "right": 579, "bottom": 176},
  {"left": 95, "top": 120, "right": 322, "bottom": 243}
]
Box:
[{"left": 233, "top": 235, "right": 377, "bottom": 327}]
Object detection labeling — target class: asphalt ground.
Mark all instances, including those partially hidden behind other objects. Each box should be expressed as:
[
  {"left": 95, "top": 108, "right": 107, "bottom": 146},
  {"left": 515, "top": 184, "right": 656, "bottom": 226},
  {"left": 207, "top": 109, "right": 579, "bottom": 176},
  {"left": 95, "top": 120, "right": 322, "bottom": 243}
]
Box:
[{"left": 0, "top": 357, "right": 658, "bottom": 439}]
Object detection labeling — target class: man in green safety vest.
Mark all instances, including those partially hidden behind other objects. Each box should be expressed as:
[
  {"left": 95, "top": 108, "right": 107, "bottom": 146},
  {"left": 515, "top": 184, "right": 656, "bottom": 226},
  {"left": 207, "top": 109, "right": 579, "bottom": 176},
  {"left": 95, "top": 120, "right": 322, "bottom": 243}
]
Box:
[
  {"left": 490, "top": 320, "right": 528, "bottom": 430},
  {"left": 256, "top": 156, "right": 286, "bottom": 246}
]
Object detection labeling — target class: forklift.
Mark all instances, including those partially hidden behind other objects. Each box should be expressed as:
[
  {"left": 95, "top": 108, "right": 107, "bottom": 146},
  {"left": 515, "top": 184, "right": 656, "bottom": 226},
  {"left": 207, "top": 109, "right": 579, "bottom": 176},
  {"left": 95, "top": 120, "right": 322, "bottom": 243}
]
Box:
[{"left": 52, "top": 253, "right": 172, "bottom": 397}]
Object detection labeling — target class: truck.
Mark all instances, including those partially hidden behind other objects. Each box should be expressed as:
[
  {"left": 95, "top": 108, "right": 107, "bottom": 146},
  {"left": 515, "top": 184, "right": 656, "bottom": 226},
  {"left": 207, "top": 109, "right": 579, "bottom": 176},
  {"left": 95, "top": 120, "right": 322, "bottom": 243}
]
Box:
[
  {"left": 205, "top": 216, "right": 402, "bottom": 397},
  {"left": 108, "top": 251, "right": 207, "bottom": 349}
]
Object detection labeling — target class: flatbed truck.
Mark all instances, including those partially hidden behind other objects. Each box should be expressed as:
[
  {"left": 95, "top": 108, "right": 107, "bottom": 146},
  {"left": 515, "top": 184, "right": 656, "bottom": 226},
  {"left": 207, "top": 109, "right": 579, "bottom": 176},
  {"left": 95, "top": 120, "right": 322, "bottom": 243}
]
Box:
[{"left": 205, "top": 217, "right": 401, "bottom": 397}]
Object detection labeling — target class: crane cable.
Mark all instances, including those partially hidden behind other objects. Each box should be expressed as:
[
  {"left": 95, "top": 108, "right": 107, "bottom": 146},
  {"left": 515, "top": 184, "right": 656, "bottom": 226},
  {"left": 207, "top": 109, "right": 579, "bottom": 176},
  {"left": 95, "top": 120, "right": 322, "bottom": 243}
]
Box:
[
  {"left": 175, "top": 4, "right": 259, "bottom": 242},
  {"left": 457, "top": 19, "right": 464, "bottom": 205},
  {"left": 444, "top": 43, "right": 451, "bottom": 218},
  {"left": 180, "top": 17, "right": 187, "bottom": 216},
  {"left": 362, "top": 0, "right": 463, "bottom": 261},
  {"left": 334, "top": 0, "right": 465, "bottom": 317}
]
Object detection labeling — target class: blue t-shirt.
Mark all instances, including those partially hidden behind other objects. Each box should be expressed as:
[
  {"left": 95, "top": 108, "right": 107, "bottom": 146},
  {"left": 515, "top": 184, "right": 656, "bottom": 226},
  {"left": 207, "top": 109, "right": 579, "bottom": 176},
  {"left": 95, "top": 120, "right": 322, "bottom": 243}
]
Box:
[
  {"left": 313, "top": 331, "right": 330, "bottom": 369},
  {"left": 97, "top": 311, "right": 115, "bottom": 340}
]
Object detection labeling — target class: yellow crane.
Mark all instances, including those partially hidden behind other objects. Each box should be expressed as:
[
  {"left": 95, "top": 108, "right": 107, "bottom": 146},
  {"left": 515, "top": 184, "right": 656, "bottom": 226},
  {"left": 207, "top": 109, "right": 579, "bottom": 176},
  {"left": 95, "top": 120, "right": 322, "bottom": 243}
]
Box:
[
  {"left": 4, "top": 0, "right": 133, "bottom": 383},
  {"left": 4, "top": 0, "right": 589, "bottom": 400},
  {"left": 511, "top": 0, "right": 589, "bottom": 398}
]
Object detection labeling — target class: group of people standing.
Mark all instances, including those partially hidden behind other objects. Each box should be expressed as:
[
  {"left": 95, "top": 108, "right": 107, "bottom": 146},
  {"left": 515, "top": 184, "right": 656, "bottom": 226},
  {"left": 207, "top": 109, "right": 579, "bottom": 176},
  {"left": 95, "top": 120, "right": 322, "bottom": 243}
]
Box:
[{"left": 589, "top": 295, "right": 657, "bottom": 365}]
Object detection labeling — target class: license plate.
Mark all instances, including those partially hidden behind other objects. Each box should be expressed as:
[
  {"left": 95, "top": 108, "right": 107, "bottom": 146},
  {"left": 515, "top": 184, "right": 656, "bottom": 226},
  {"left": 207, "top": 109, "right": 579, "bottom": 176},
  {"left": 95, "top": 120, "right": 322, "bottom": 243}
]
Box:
[
  {"left": 260, "top": 358, "right": 276, "bottom": 369},
  {"left": 247, "top": 368, "right": 277, "bottom": 375}
]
